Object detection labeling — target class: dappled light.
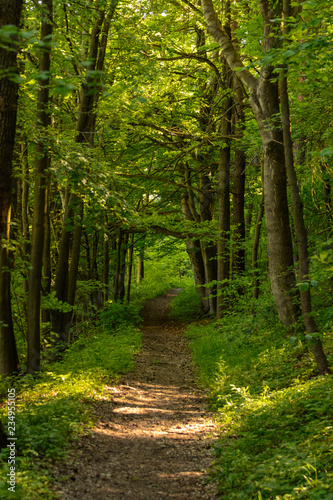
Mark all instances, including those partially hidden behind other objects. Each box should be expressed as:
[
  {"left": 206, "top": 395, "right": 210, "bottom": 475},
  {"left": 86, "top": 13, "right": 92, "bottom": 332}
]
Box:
[{"left": 52, "top": 293, "right": 217, "bottom": 499}]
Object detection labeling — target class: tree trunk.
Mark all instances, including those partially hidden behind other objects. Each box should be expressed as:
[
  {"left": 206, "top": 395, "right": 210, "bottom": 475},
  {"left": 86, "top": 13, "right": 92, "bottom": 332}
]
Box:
[
  {"left": 181, "top": 194, "right": 208, "bottom": 311},
  {"left": 216, "top": 145, "right": 231, "bottom": 319},
  {"left": 103, "top": 223, "right": 110, "bottom": 302},
  {"left": 252, "top": 178, "right": 265, "bottom": 303},
  {"left": 232, "top": 77, "right": 246, "bottom": 278},
  {"left": 216, "top": 57, "right": 232, "bottom": 318},
  {"left": 279, "top": 0, "right": 330, "bottom": 373},
  {"left": 51, "top": 5, "right": 117, "bottom": 341},
  {"left": 51, "top": 192, "right": 72, "bottom": 341},
  {"left": 27, "top": 0, "right": 53, "bottom": 373},
  {"left": 126, "top": 233, "right": 134, "bottom": 304},
  {"left": 202, "top": 0, "right": 300, "bottom": 329},
  {"left": 41, "top": 181, "right": 52, "bottom": 341},
  {"left": 0, "top": 0, "right": 23, "bottom": 376},
  {"left": 0, "top": 418, "right": 7, "bottom": 450}
]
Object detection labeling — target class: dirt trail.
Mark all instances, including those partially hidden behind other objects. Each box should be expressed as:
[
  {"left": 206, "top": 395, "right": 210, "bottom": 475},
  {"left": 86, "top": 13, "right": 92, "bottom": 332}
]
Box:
[{"left": 54, "top": 290, "right": 218, "bottom": 499}]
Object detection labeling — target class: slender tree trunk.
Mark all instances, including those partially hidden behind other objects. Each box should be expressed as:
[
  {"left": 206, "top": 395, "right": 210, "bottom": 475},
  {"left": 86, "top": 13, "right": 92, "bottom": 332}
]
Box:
[
  {"left": 216, "top": 32, "right": 232, "bottom": 318},
  {"left": 103, "top": 221, "right": 110, "bottom": 302},
  {"left": 232, "top": 77, "right": 246, "bottom": 278},
  {"left": 216, "top": 145, "right": 231, "bottom": 319},
  {"left": 126, "top": 233, "right": 134, "bottom": 304},
  {"left": 279, "top": 0, "right": 330, "bottom": 373},
  {"left": 51, "top": 193, "right": 72, "bottom": 341},
  {"left": 114, "top": 229, "right": 123, "bottom": 301},
  {"left": 202, "top": 0, "right": 300, "bottom": 329},
  {"left": 21, "top": 141, "right": 30, "bottom": 320},
  {"left": 0, "top": 0, "right": 23, "bottom": 376},
  {"left": 41, "top": 181, "right": 52, "bottom": 341},
  {"left": 27, "top": 0, "right": 53, "bottom": 373},
  {"left": 0, "top": 418, "right": 7, "bottom": 450},
  {"left": 51, "top": 6, "right": 117, "bottom": 340},
  {"left": 252, "top": 180, "right": 265, "bottom": 302},
  {"left": 181, "top": 194, "right": 208, "bottom": 311},
  {"left": 199, "top": 171, "right": 217, "bottom": 314}
]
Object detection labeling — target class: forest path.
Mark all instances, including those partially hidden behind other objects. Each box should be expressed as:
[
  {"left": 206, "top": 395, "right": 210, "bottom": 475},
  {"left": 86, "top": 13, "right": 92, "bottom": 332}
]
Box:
[{"left": 54, "top": 290, "right": 218, "bottom": 499}]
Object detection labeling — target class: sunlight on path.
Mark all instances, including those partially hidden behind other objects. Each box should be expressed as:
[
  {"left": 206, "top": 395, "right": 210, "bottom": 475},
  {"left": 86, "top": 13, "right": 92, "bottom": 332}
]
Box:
[{"left": 54, "top": 293, "right": 218, "bottom": 499}]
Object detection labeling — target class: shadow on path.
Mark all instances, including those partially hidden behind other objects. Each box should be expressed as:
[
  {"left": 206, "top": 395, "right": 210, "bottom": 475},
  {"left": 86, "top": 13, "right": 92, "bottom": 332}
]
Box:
[{"left": 54, "top": 290, "right": 218, "bottom": 499}]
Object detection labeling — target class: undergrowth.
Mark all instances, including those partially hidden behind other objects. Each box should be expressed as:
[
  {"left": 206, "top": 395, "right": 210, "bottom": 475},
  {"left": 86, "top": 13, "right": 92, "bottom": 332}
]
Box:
[
  {"left": 0, "top": 309, "right": 142, "bottom": 499},
  {"left": 168, "top": 286, "right": 203, "bottom": 322},
  {"left": 185, "top": 286, "right": 333, "bottom": 499}
]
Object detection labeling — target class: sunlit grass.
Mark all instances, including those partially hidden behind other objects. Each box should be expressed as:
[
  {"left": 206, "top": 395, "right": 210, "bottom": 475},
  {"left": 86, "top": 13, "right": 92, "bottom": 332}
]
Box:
[
  {"left": 0, "top": 323, "right": 142, "bottom": 499},
  {"left": 185, "top": 293, "right": 333, "bottom": 499}
]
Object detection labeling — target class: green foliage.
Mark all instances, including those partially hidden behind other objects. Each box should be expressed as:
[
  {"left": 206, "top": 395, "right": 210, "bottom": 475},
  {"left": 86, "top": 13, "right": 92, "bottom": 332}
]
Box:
[
  {"left": 99, "top": 301, "right": 142, "bottom": 329},
  {"left": 184, "top": 290, "right": 333, "bottom": 498},
  {"left": 211, "top": 377, "right": 333, "bottom": 499},
  {"left": 168, "top": 286, "right": 202, "bottom": 322},
  {"left": 0, "top": 319, "right": 142, "bottom": 499},
  {"left": 131, "top": 237, "right": 193, "bottom": 303}
]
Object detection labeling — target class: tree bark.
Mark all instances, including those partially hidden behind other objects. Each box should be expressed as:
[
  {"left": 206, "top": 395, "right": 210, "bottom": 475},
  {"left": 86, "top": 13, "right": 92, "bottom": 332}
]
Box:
[
  {"left": 126, "top": 233, "right": 134, "bottom": 304},
  {"left": 279, "top": 0, "right": 330, "bottom": 373},
  {"left": 232, "top": 77, "right": 246, "bottom": 278},
  {"left": 202, "top": 0, "right": 299, "bottom": 328},
  {"left": 252, "top": 174, "right": 265, "bottom": 303},
  {"left": 27, "top": 0, "right": 53, "bottom": 373},
  {"left": 181, "top": 194, "right": 208, "bottom": 312},
  {"left": 51, "top": 5, "right": 117, "bottom": 339},
  {"left": 0, "top": 0, "right": 23, "bottom": 376},
  {"left": 103, "top": 221, "right": 110, "bottom": 302},
  {"left": 216, "top": 44, "right": 232, "bottom": 318},
  {"left": 0, "top": 418, "right": 7, "bottom": 450}
]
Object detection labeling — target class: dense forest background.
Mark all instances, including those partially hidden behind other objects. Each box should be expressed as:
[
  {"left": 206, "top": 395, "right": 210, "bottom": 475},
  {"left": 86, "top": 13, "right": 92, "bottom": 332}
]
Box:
[
  {"left": 1, "top": 0, "right": 333, "bottom": 497},
  {"left": 1, "top": 0, "right": 332, "bottom": 375}
]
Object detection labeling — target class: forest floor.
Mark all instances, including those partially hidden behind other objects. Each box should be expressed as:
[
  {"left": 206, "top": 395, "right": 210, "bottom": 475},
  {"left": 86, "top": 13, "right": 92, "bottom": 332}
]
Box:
[{"left": 52, "top": 290, "right": 218, "bottom": 499}]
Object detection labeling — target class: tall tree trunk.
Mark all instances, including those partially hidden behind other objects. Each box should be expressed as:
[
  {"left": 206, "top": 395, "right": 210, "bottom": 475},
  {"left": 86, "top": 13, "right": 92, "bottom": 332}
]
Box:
[
  {"left": 114, "top": 230, "right": 128, "bottom": 302},
  {"left": 126, "top": 233, "right": 134, "bottom": 304},
  {"left": 252, "top": 173, "right": 265, "bottom": 303},
  {"left": 41, "top": 181, "right": 52, "bottom": 341},
  {"left": 51, "top": 5, "right": 118, "bottom": 340},
  {"left": 0, "top": 0, "right": 23, "bottom": 376},
  {"left": 216, "top": 59, "right": 232, "bottom": 319},
  {"left": 51, "top": 192, "right": 72, "bottom": 341},
  {"left": 202, "top": 0, "right": 299, "bottom": 329},
  {"left": 0, "top": 418, "right": 7, "bottom": 450},
  {"left": 103, "top": 220, "right": 110, "bottom": 302},
  {"left": 216, "top": 145, "right": 231, "bottom": 319},
  {"left": 279, "top": 0, "right": 330, "bottom": 373},
  {"left": 114, "top": 229, "right": 123, "bottom": 301},
  {"left": 27, "top": 0, "right": 53, "bottom": 373},
  {"left": 232, "top": 77, "right": 246, "bottom": 278},
  {"left": 199, "top": 170, "right": 217, "bottom": 314},
  {"left": 181, "top": 193, "right": 208, "bottom": 312}
]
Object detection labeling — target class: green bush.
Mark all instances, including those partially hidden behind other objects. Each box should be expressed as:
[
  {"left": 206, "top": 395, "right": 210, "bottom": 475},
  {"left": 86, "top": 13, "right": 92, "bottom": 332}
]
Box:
[
  {"left": 168, "top": 286, "right": 203, "bottom": 322},
  {"left": 184, "top": 290, "right": 333, "bottom": 499},
  {"left": 0, "top": 319, "right": 142, "bottom": 499},
  {"left": 98, "top": 300, "right": 142, "bottom": 329}
]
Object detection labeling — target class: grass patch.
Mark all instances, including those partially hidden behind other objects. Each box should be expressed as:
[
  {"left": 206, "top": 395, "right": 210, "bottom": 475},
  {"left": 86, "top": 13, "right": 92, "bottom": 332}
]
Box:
[
  {"left": 184, "top": 294, "right": 333, "bottom": 499},
  {"left": 0, "top": 312, "right": 142, "bottom": 499},
  {"left": 168, "top": 286, "right": 202, "bottom": 322}
]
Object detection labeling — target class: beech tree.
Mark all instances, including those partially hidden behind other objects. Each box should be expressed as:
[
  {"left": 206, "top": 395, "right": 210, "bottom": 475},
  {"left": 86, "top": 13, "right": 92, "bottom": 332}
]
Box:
[
  {"left": 200, "top": 0, "right": 329, "bottom": 373},
  {"left": 0, "top": 0, "right": 331, "bottom": 376}
]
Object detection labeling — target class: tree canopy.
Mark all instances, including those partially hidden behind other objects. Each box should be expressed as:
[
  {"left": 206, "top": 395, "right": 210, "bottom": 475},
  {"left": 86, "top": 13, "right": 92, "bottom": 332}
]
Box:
[{"left": 0, "top": 0, "right": 332, "bottom": 375}]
